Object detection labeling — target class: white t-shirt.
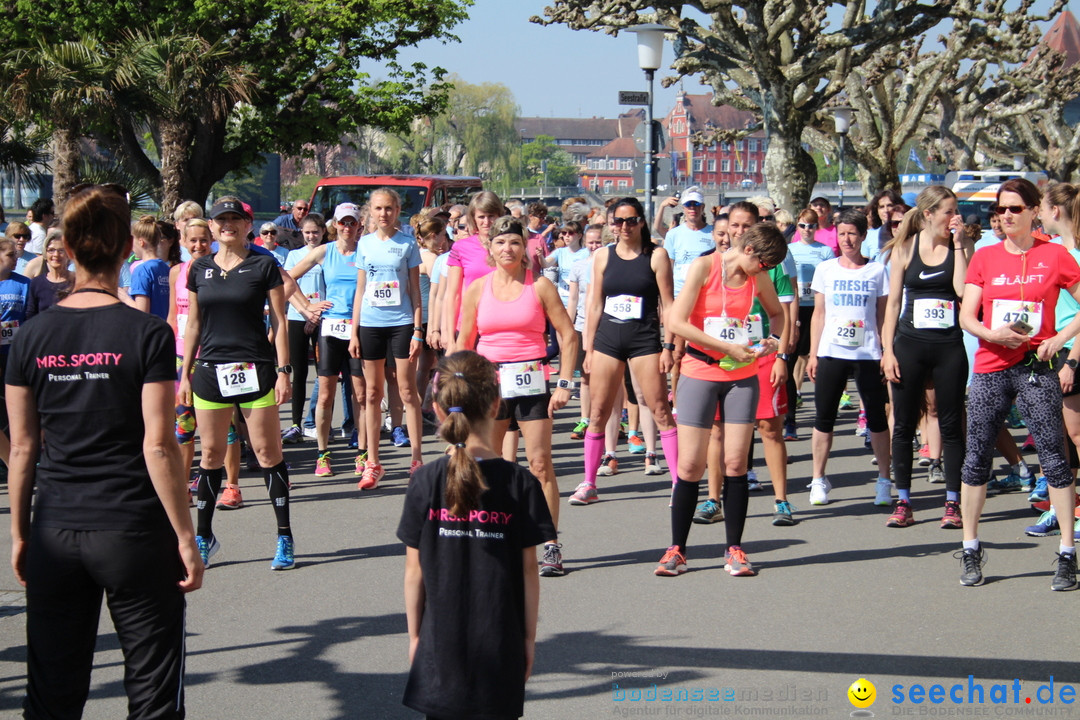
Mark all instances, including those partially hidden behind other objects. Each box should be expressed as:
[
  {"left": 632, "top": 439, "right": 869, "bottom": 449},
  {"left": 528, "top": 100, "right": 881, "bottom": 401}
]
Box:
[
  {"left": 810, "top": 258, "right": 890, "bottom": 361},
  {"left": 663, "top": 224, "right": 714, "bottom": 296},
  {"left": 567, "top": 256, "right": 593, "bottom": 333}
]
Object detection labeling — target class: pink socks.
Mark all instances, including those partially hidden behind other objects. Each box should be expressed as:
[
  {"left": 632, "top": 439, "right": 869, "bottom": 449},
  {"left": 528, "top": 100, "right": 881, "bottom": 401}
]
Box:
[
  {"left": 660, "top": 427, "right": 679, "bottom": 484},
  {"left": 584, "top": 430, "right": 605, "bottom": 487}
]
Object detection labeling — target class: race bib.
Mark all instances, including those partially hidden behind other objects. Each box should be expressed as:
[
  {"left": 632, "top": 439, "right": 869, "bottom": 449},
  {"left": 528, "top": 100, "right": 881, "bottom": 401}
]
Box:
[
  {"left": 745, "top": 314, "right": 764, "bottom": 344},
  {"left": 800, "top": 283, "right": 813, "bottom": 299},
  {"left": 176, "top": 313, "right": 187, "bottom": 340},
  {"left": 675, "top": 263, "right": 689, "bottom": 287},
  {"left": 704, "top": 316, "right": 749, "bottom": 346},
  {"left": 499, "top": 361, "right": 545, "bottom": 399},
  {"left": 913, "top": 298, "right": 955, "bottom": 330},
  {"left": 605, "top": 294, "right": 642, "bottom": 320},
  {"left": 215, "top": 362, "right": 258, "bottom": 397},
  {"left": 829, "top": 318, "right": 866, "bottom": 348},
  {"left": 367, "top": 280, "right": 401, "bottom": 307},
  {"left": 991, "top": 299, "right": 1042, "bottom": 337},
  {"left": 0, "top": 320, "right": 18, "bottom": 346},
  {"left": 321, "top": 317, "right": 353, "bottom": 341},
  {"left": 306, "top": 291, "right": 321, "bottom": 301}
]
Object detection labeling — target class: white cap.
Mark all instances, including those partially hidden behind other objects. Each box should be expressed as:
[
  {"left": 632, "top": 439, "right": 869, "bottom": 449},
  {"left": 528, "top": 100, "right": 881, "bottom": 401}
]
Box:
[
  {"left": 680, "top": 187, "right": 704, "bottom": 205},
  {"left": 334, "top": 203, "right": 361, "bottom": 222}
]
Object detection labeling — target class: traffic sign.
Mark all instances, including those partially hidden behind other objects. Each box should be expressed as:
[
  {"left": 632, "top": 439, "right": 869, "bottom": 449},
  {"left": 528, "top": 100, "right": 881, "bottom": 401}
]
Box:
[{"left": 619, "top": 91, "right": 650, "bottom": 106}]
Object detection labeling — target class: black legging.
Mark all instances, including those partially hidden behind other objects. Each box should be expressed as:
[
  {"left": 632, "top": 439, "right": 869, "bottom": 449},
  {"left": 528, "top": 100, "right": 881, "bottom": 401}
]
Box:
[
  {"left": 287, "top": 319, "right": 318, "bottom": 427},
  {"left": 889, "top": 339, "right": 968, "bottom": 493}
]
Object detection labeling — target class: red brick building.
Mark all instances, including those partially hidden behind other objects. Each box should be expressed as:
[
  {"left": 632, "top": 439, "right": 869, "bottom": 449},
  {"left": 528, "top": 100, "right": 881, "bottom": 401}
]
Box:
[
  {"left": 581, "top": 137, "right": 641, "bottom": 194},
  {"left": 663, "top": 91, "right": 767, "bottom": 189}
]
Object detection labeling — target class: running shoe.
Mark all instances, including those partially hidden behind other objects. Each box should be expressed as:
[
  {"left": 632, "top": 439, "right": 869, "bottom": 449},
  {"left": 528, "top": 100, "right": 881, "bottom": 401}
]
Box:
[
  {"left": 315, "top": 451, "right": 333, "bottom": 477},
  {"left": 568, "top": 482, "right": 598, "bottom": 505},
  {"left": 917, "top": 444, "right": 931, "bottom": 467},
  {"left": 795, "top": 392, "right": 803, "bottom": 409},
  {"left": 216, "top": 484, "right": 243, "bottom": 510},
  {"left": 1032, "top": 494, "right": 1080, "bottom": 514},
  {"left": 347, "top": 429, "right": 359, "bottom": 450},
  {"left": 747, "top": 470, "right": 762, "bottom": 491},
  {"left": 570, "top": 419, "right": 589, "bottom": 440},
  {"left": 839, "top": 393, "right": 855, "bottom": 410},
  {"left": 654, "top": 545, "right": 687, "bottom": 576},
  {"left": 628, "top": 434, "right": 646, "bottom": 454},
  {"left": 1028, "top": 476, "right": 1049, "bottom": 504},
  {"left": 940, "top": 500, "right": 963, "bottom": 529},
  {"left": 539, "top": 542, "right": 565, "bottom": 577},
  {"left": 724, "top": 546, "right": 756, "bottom": 576},
  {"left": 1075, "top": 517, "right": 1080, "bottom": 541},
  {"left": 408, "top": 460, "right": 424, "bottom": 477},
  {"left": 1021, "top": 433, "right": 1036, "bottom": 452},
  {"left": 874, "top": 478, "right": 893, "bottom": 506},
  {"left": 1052, "top": 551, "right": 1078, "bottom": 591},
  {"left": 353, "top": 450, "right": 368, "bottom": 476},
  {"left": 1025, "top": 508, "right": 1060, "bottom": 537},
  {"left": 281, "top": 425, "right": 304, "bottom": 444},
  {"left": 928, "top": 460, "right": 945, "bottom": 484},
  {"left": 693, "top": 498, "right": 723, "bottom": 524},
  {"left": 886, "top": 500, "right": 914, "bottom": 528},
  {"left": 643, "top": 452, "right": 664, "bottom": 475},
  {"left": 189, "top": 475, "right": 199, "bottom": 494},
  {"left": 392, "top": 426, "right": 410, "bottom": 447},
  {"left": 1005, "top": 404, "right": 1025, "bottom": 428},
  {"left": 808, "top": 477, "right": 831, "bottom": 505},
  {"left": 358, "top": 461, "right": 384, "bottom": 490},
  {"left": 196, "top": 534, "right": 220, "bottom": 567},
  {"left": 855, "top": 412, "right": 867, "bottom": 437},
  {"left": 987, "top": 472, "right": 1023, "bottom": 494},
  {"left": 596, "top": 453, "right": 618, "bottom": 476},
  {"left": 957, "top": 546, "right": 986, "bottom": 586},
  {"left": 783, "top": 422, "right": 797, "bottom": 441},
  {"left": 772, "top": 500, "right": 796, "bottom": 527},
  {"left": 271, "top": 535, "right": 295, "bottom": 571}
]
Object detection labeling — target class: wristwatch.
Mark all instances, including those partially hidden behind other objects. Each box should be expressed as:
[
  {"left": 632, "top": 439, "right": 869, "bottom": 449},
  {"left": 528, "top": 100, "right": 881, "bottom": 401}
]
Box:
[
  {"left": 661, "top": 342, "right": 676, "bottom": 351},
  {"left": 1066, "top": 358, "right": 1078, "bottom": 370},
  {"left": 556, "top": 378, "right": 576, "bottom": 390},
  {"left": 276, "top": 365, "right": 293, "bottom": 374},
  {"left": 777, "top": 353, "right": 790, "bottom": 362}
]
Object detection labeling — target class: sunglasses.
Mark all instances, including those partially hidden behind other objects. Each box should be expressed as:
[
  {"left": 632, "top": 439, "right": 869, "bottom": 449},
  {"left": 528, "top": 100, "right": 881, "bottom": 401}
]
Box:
[
  {"left": 612, "top": 216, "right": 642, "bottom": 227},
  {"left": 683, "top": 201, "right": 703, "bottom": 208},
  {"left": 261, "top": 230, "right": 277, "bottom": 235},
  {"left": 763, "top": 215, "right": 775, "bottom": 222},
  {"left": 890, "top": 219, "right": 902, "bottom": 229},
  {"left": 757, "top": 258, "right": 777, "bottom": 271},
  {"left": 10, "top": 233, "right": 29, "bottom": 239},
  {"left": 798, "top": 223, "right": 817, "bottom": 230},
  {"left": 294, "top": 207, "right": 309, "bottom": 212},
  {"left": 994, "top": 205, "right": 1030, "bottom": 215},
  {"left": 337, "top": 218, "right": 358, "bottom": 226}
]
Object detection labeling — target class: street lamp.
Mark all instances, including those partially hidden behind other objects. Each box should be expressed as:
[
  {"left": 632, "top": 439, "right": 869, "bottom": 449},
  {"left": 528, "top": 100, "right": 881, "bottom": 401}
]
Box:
[
  {"left": 1012, "top": 152, "right": 1026, "bottom": 172},
  {"left": 833, "top": 106, "right": 853, "bottom": 210},
  {"left": 629, "top": 23, "right": 667, "bottom": 224}
]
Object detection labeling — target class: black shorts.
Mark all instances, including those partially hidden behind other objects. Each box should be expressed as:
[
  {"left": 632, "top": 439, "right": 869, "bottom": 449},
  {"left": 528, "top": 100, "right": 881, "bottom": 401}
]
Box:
[
  {"left": 496, "top": 386, "right": 551, "bottom": 423},
  {"left": 795, "top": 305, "right": 814, "bottom": 356},
  {"left": 359, "top": 323, "right": 413, "bottom": 361},
  {"left": 593, "top": 317, "right": 661, "bottom": 362},
  {"left": 317, "top": 334, "right": 365, "bottom": 377},
  {"left": 191, "top": 359, "right": 275, "bottom": 406}
]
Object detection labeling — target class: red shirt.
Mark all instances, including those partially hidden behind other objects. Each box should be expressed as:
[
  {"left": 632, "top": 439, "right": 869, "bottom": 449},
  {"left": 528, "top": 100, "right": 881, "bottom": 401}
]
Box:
[{"left": 966, "top": 238, "right": 1080, "bottom": 373}]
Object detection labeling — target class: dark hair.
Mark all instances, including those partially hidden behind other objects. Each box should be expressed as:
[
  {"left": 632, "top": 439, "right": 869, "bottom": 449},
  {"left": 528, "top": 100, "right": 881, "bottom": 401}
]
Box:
[
  {"left": 30, "top": 197, "right": 54, "bottom": 223},
  {"left": 156, "top": 220, "right": 181, "bottom": 266},
  {"left": 728, "top": 201, "right": 761, "bottom": 222},
  {"left": 737, "top": 223, "right": 788, "bottom": 268},
  {"left": 609, "top": 197, "right": 655, "bottom": 255},
  {"left": 996, "top": 178, "right": 1041, "bottom": 210},
  {"left": 434, "top": 351, "right": 500, "bottom": 517},
  {"left": 527, "top": 202, "right": 548, "bottom": 217},
  {"left": 62, "top": 187, "right": 131, "bottom": 276},
  {"left": 836, "top": 209, "right": 868, "bottom": 237},
  {"left": 868, "top": 189, "right": 904, "bottom": 229}
]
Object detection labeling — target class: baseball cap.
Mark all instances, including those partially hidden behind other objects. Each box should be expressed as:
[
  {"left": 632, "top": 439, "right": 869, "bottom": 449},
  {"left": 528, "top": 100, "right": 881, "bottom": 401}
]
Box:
[
  {"left": 680, "top": 187, "right": 704, "bottom": 205},
  {"left": 209, "top": 199, "right": 251, "bottom": 220},
  {"left": 334, "top": 203, "right": 361, "bottom": 222}
]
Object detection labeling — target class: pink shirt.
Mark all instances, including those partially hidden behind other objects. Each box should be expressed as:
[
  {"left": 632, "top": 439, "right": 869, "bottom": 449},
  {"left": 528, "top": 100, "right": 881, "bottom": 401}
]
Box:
[
  {"left": 476, "top": 272, "right": 547, "bottom": 364},
  {"left": 447, "top": 234, "right": 493, "bottom": 329},
  {"left": 814, "top": 225, "right": 839, "bottom": 256},
  {"left": 174, "top": 260, "right": 191, "bottom": 356}
]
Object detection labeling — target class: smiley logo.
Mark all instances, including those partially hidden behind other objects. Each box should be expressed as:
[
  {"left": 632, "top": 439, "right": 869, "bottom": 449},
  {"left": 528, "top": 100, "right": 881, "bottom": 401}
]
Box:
[{"left": 848, "top": 678, "right": 876, "bottom": 709}]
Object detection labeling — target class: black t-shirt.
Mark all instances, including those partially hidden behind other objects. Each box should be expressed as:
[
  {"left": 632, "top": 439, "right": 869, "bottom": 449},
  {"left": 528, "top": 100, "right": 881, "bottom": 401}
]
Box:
[
  {"left": 6, "top": 303, "right": 175, "bottom": 531},
  {"left": 186, "top": 252, "right": 282, "bottom": 363},
  {"left": 397, "top": 455, "right": 554, "bottom": 720}
]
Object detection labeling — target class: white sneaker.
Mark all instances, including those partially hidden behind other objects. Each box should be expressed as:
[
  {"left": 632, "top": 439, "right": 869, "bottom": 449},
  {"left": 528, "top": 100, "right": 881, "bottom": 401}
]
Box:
[
  {"left": 874, "top": 478, "right": 893, "bottom": 506},
  {"left": 808, "top": 477, "right": 831, "bottom": 505},
  {"left": 747, "top": 469, "right": 762, "bottom": 491}
]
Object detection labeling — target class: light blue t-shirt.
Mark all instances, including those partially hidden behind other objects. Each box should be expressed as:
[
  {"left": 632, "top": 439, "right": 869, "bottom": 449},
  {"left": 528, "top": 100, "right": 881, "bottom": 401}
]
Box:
[
  {"left": 567, "top": 255, "right": 594, "bottom": 333},
  {"left": 356, "top": 230, "right": 422, "bottom": 328},
  {"left": 974, "top": 231, "right": 1002, "bottom": 253},
  {"left": 861, "top": 226, "right": 884, "bottom": 263},
  {"left": 322, "top": 241, "right": 359, "bottom": 320},
  {"left": 1056, "top": 246, "right": 1080, "bottom": 351},
  {"left": 15, "top": 251, "right": 36, "bottom": 275},
  {"left": 788, "top": 240, "right": 835, "bottom": 307},
  {"left": 268, "top": 245, "right": 289, "bottom": 265},
  {"left": 431, "top": 252, "right": 449, "bottom": 286},
  {"left": 549, "top": 245, "right": 590, "bottom": 305},
  {"left": 663, "top": 224, "right": 714, "bottom": 296},
  {"left": 284, "top": 246, "right": 326, "bottom": 323}
]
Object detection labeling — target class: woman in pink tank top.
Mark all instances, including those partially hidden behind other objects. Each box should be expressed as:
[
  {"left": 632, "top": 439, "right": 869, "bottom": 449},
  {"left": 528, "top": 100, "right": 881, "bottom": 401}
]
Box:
[{"left": 458, "top": 216, "right": 579, "bottom": 577}]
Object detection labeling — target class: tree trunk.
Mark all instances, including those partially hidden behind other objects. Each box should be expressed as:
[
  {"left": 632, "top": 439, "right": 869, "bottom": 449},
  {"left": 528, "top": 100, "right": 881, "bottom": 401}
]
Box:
[
  {"left": 52, "top": 125, "right": 80, "bottom": 215},
  {"left": 159, "top": 118, "right": 194, "bottom": 216},
  {"left": 764, "top": 131, "right": 818, "bottom": 215}
]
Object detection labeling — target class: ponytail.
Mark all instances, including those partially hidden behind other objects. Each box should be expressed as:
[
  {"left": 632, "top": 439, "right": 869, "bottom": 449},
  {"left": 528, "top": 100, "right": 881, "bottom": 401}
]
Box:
[{"left": 434, "top": 351, "right": 500, "bottom": 517}]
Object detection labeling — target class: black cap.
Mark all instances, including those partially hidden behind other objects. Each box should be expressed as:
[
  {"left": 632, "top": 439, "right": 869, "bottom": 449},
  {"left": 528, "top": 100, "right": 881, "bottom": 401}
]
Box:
[{"left": 209, "top": 199, "right": 251, "bottom": 220}]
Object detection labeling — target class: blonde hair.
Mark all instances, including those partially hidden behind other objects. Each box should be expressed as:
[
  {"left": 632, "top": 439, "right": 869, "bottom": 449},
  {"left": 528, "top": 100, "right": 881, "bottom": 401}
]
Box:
[{"left": 884, "top": 186, "right": 956, "bottom": 260}]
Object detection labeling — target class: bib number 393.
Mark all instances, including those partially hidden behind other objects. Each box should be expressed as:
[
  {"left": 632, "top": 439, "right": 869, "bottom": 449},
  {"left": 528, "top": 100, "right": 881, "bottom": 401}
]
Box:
[
  {"left": 499, "top": 361, "right": 544, "bottom": 399},
  {"left": 913, "top": 298, "right": 955, "bottom": 330},
  {"left": 216, "top": 362, "right": 258, "bottom": 397},
  {"left": 604, "top": 294, "right": 642, "bottom": 320}
]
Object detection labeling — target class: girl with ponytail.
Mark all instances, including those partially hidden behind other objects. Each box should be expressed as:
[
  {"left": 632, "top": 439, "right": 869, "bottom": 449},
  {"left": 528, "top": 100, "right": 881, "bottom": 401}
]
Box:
[{"left": 397, "top": 350, "right": 555, "bottom": 720}]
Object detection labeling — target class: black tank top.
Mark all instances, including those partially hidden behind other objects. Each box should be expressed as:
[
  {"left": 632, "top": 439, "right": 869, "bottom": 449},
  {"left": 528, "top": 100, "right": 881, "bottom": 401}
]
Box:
[
  {"left": 898, "top": 234, "right": 961, "bottom": 342},
  {"left": 601, "top": 246, "right": 660, "bottom": 323}
]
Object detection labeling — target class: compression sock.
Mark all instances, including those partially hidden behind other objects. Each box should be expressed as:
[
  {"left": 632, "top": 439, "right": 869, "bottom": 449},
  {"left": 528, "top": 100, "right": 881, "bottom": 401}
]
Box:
[
  {"left": 584, "top": 430, "right": 605, "bottom": 487},
  {"left": 196, "top": 466, "right": 224, "bottom": 538},
  {"left": 898, "top": 488, "right": 911, "bottom": 503},
  {"left": 722, "top": 474, "right": 750, "bottom": 548},
  {"left": 671, "top": 478, "right": 699, "bottom": 553},
  {"left": 263, "top": 461, "right": 292, "bottom": 538},
  {"left": 660, "top": 427, "right": 679, "bottom": 484}
]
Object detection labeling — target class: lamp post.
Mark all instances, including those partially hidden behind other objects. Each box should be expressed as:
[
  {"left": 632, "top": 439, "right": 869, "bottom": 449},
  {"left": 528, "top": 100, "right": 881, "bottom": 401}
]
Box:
[
  {"left": 629, "top": 24, "right": 666, "bottom": 225},
  {"left": 1012, "top": 152, "right": 1026, "bottom": 172},
  {"left": 833, "top": 106, "right": 853, "bottom": 210}
]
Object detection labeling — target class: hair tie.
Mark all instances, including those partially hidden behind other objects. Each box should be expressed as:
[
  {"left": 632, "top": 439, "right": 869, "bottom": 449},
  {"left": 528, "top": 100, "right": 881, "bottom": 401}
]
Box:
[
  {"left": 454, "top": 372, "right": 464, "bottom": 378},
  {"left": 447, "top": 406, "right": 463, "bottom": 413},
  {"left": 455, "top": 442, "right": 466, "bottom": 448}
]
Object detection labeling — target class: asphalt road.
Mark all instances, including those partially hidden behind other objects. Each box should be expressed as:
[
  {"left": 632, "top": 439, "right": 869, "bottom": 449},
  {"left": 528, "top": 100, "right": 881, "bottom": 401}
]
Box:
[{"left": 1, "top": 384, "right": 1078, "bottom": 719}]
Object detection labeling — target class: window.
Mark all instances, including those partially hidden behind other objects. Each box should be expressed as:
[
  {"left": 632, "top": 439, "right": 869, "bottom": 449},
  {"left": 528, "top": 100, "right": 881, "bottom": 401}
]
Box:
[
  {"left": 607, "top": 160, "right": 615, "bottom": 170},
  {"left": 603, "top": 180, "right": 613, "bottom": 192},
  {"left": 693, "top": 158, "right": 703, "bottom": 172},
  {"left": 749, "top": 139, "right": 758, "bottom": 152},
  {"left": 721, "top": 159, "right": 730, "bottom": 172},
  {"left": 721, "top": 142, "right": 731, "bottom": 152},
  {"left": 618, "top": 159, "right": 632, "bottom": 170},
  {"left": 749, "top": 160, "right": 757, "bottom": 172},
  {"left": 708, "top": 159, "right": 716, "bottom": 172},
  {"left": 736, "top": 140, "right": 745, "bottom": 150},
  {"left": 736, "top": 161, "right": 743, "bottom": 172},
  {"left": 618, "top": 180, "right": 629, "bottom": 189}
]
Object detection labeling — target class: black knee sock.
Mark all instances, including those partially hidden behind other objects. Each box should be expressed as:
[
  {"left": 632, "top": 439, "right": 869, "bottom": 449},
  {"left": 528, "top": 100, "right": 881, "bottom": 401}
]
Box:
[
  {"left": 196, "top": 467, "right": 224, "bottom": 538},
  {"left": 670, "top": 478, "right": 699, "bottom": 553},
  {"left": 723, "top": 474, "right": 749, "bottom": 548},
  {"left": 263, "top": 461, "right": 292, "bottom": 538}
]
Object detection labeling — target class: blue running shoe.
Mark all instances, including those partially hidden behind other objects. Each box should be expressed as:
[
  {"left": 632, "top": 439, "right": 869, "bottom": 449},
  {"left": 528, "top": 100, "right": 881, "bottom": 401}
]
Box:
[
  {"left": 196, "top": 535, "right": 220, "bottom": 567},
  {"left": 392, "top": 426, "right": 410, "bottom": 447},
  {"left": 839, "top": 393, "right": 855, "bottom": 410},
  {"left": 1028, "top": 476, "right": 1049, "bottom": 504},
  {"left": 987, "top": 473, "right": 1024, "bottom": 494},
  {"left": 271, "top": 535, "right": 295, "bottom": 570},
  {"left": 1025, "top": 508, "right": 1060, "bottom": 537},
  {"left": 1005, "top": 404, "right": 1026, "bottom": 428}
]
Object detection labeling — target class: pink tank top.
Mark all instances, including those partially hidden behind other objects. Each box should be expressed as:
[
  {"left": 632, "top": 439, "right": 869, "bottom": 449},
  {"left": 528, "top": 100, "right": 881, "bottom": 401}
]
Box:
[
  {"left": 174, "top": 260, "right": 191, "bottom": 356},
  {"left": 476, "top": 272, "right": 547, "bottom": 363}
]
